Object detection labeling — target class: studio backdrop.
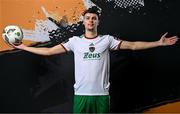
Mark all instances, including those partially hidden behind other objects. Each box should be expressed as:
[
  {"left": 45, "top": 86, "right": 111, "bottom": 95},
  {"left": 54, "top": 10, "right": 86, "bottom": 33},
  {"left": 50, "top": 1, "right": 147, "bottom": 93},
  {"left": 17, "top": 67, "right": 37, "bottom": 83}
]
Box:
[{"left": 0, "top": 0, "right": 180, "bottom": 113}]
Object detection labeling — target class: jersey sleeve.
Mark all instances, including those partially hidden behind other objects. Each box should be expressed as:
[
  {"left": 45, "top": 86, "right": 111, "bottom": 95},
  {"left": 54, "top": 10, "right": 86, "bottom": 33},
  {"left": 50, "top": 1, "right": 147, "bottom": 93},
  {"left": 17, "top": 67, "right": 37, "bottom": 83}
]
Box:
[
  {"left": 61, "top": 36, "right": 75, "bottom": 52},
  {"left": 108, "top": 35, "right": 123, "bottom": 50}
]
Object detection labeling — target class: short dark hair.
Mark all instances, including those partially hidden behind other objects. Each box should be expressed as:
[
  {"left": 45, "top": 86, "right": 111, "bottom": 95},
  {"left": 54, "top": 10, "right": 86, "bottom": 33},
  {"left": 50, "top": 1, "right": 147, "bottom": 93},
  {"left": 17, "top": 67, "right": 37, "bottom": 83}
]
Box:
[{"left": 82, "top": 6, "right": 101, "bottom": 19}]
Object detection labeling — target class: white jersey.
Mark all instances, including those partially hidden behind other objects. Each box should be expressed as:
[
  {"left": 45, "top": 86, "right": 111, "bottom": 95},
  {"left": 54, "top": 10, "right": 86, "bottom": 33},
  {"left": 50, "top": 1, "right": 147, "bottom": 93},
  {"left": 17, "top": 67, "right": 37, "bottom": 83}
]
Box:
[{"left": 61, "top": 35, "right": 122, "bottom": 95}]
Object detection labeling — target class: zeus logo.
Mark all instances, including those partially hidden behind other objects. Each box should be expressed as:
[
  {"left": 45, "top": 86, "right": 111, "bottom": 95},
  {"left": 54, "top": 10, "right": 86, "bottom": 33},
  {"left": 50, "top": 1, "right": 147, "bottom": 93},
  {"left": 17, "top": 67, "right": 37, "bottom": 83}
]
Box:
[{"left": 83, "top": 52, "right": 101, "bottom": 60}]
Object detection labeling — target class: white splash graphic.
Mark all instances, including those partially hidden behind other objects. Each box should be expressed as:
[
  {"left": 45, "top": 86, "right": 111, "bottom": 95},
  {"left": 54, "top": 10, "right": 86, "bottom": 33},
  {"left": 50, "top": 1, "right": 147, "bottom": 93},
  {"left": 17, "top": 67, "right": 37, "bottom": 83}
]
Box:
[
  {"left": 83, "top": 0, "right": 98, "bottom": 9},
  {"left": 23, "top": 19, "right": 58, "bottom": 42},
  {"left": 22, "top": 6, "right": 58, "bottom": 42}
]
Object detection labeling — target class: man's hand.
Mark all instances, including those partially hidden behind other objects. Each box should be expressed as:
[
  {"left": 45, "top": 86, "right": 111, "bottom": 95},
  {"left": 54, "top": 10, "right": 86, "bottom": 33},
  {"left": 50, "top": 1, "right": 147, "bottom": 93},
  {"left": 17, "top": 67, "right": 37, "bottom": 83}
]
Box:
[
  {"left": 10, "top": 43, "right": 26, "bottom": 50},
  {"left": 159, "top": 32, "right": 179, "bottom": 46}
]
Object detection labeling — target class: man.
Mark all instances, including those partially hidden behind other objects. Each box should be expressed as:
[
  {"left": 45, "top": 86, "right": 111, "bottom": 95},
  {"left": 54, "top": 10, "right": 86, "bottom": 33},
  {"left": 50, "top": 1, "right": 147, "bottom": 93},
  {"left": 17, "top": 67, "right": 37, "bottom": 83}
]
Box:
[{"left": 11, "top": 7, "right": 178, "bottom": 113}]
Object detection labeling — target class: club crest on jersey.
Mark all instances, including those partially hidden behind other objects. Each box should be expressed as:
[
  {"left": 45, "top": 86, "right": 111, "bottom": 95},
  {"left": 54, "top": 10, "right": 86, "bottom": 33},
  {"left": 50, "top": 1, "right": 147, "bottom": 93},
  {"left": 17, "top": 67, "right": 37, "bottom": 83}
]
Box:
[
  {"left": 83, "top": 43, "right": 101, "bottom": 60},
  {"left": 89, "top": 43, "right": 95, "bottom": 52}
]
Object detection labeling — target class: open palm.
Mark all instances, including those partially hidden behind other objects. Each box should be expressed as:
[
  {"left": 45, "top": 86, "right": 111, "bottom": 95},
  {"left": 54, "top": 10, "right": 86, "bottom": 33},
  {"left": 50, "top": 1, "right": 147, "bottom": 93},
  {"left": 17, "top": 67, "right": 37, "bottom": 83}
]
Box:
[{"left": 159, "top": 32, "right": 179, "bottom": 46}]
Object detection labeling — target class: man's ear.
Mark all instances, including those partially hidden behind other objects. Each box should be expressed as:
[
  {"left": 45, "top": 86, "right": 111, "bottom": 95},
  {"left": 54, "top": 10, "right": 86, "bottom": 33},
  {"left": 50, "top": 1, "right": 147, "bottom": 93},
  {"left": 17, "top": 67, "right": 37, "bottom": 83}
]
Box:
[{"left": 97, "top": 20, "right": 100, "bottom": 26}]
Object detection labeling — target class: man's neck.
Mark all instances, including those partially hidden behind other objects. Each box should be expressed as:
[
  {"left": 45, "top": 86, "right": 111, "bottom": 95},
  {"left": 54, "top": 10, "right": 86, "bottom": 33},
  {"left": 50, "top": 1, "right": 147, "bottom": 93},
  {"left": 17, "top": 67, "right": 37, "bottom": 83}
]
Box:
[{"left": 85, "top": 30, "right": 98, "bottom": 39}]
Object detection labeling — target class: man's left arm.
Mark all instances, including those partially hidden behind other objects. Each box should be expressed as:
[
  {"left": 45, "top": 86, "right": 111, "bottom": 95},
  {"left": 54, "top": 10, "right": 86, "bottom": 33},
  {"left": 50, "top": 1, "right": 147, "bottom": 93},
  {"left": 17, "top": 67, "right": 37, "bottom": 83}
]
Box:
[{"left": 119, "top": 32, "right": 179, "bottom": 50}]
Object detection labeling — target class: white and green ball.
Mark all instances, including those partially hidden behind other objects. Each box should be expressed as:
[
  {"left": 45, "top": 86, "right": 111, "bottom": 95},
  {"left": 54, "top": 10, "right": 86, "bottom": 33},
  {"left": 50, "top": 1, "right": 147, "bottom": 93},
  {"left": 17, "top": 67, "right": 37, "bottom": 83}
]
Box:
[{"left": 2, "top": 25, "right": 23, "bottom": 45}]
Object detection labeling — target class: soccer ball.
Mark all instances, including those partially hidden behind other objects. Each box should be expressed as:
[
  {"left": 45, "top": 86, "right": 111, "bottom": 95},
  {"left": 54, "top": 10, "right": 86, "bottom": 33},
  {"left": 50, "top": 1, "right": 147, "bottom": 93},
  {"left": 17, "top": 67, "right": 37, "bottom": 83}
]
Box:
[{"left": 2, "top": 25, "right": 23, "bottom": 45}]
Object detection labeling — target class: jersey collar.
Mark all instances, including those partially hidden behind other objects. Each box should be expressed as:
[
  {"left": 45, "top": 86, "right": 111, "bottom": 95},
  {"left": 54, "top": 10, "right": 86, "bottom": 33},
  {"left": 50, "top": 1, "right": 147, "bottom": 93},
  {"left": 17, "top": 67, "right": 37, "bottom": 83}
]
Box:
[{"left": 84, "top": 34, "right": 99, "bottom": 39}]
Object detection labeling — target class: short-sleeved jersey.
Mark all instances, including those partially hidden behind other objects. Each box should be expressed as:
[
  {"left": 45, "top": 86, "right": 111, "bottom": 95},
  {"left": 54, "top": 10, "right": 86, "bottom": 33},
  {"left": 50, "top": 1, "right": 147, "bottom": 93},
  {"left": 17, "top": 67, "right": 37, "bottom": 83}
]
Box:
[{"left": 61, "top": 35, "right": 122, "bottom": 95}]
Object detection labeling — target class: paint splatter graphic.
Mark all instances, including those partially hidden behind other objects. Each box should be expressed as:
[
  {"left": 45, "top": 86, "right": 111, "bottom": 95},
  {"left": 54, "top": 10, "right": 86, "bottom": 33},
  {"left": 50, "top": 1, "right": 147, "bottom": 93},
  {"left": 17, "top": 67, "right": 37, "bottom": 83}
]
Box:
[
  {"left": 105, "top": 0, "right": 144, "bottom": 9},
  {"left": 22, "top": 19, "right": 58, "bottom": 42},
  {"left": 22, "top": 0, "right": 145, "bottom": 45},
  {"left": 47, "top": 0, "right": 145, "bottom": 45},
  {"left": 48, "top": 18, "right": 84, "bottom": 45},
  {"left": 22, "top": 6, "right": 59, "bottom": 42},
  {"left": 22, "top": 5, "right": 85, "bottom": 44}
]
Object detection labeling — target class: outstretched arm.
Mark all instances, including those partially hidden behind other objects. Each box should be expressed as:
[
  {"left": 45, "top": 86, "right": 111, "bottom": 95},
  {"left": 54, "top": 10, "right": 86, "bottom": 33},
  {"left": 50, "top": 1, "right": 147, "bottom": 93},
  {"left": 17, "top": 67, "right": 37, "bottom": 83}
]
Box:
[
  {"left": 11, "top": 43, "right": 66, "bottom": 56},
  {"left": 119, "top": 32, "right": 179, "bottom": 50}
]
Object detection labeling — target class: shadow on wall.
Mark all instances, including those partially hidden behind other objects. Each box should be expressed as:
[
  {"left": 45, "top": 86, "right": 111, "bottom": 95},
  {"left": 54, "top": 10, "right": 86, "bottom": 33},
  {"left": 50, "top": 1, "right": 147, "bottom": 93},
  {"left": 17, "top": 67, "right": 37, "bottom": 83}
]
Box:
[{"left": 0, "top": 50, "right": 74, "bottom": 112}]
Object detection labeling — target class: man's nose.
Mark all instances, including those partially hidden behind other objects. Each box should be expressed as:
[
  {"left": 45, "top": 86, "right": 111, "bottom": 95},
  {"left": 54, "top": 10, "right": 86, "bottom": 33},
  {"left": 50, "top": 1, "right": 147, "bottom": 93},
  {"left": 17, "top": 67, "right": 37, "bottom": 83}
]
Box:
[{"left": 89, "top": 19, "right": 93, "bottom": 22}]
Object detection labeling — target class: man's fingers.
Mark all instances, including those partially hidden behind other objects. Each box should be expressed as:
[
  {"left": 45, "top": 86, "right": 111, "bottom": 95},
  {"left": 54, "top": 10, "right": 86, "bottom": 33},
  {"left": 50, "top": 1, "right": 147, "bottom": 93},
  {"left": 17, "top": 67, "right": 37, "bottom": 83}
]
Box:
[
  {"left": 162, "top": 32, "right": 168, "bottom": 38},
  {"left": 9, "top": 43, "right": 15, "bottom": 47},
  {"left": 166, "top": 37, "right": 179, "bottom": 45},
  {"left": 168, "top": 36, "right": 178, "bottom": 40},
  {"left": 9, "top": 43, "right": 18, "bottom": 48}
]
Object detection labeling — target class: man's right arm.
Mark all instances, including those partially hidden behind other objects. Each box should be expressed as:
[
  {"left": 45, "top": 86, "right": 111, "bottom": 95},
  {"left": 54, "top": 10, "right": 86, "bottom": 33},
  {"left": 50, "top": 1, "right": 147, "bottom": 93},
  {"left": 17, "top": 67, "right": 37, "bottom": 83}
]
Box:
[{"left": 12, "top": 43, "right": 66, "bottom": 56}]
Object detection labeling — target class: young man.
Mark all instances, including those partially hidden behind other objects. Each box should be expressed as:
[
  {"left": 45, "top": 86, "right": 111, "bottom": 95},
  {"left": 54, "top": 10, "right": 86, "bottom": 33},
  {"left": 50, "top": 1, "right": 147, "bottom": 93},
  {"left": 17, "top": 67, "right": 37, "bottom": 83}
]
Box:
[{"left": 11, "top": 7, "right": 178, "bottom": 113}]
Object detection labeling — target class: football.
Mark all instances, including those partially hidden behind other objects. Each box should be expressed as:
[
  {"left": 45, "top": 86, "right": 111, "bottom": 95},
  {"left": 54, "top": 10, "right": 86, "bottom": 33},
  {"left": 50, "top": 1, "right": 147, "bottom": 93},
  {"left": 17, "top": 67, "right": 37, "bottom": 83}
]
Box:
[{"left": 2, "top": 25, "right": 23, "bottom": 45}]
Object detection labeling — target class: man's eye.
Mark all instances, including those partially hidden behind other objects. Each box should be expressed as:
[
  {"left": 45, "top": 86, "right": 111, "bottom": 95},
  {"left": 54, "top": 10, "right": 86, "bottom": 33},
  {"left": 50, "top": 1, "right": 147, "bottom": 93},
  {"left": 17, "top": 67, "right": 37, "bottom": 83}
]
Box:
[
  {"left": 92, "top": 17, "right": 97, "bottom": 20},
  {"left": 86, "top": 17, "right": 90, "bottom": 19}
]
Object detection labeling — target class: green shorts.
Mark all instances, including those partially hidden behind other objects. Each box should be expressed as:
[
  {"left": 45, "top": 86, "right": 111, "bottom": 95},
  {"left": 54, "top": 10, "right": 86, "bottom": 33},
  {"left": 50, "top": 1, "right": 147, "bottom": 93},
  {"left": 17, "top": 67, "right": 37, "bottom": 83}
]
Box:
[{"left": 73, "top": 95, "right": 110, "bottom": 113}]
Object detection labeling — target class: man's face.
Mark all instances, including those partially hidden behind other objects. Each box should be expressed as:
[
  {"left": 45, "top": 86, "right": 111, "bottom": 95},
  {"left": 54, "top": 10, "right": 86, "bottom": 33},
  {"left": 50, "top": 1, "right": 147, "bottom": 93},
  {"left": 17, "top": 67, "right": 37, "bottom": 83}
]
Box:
[{"left": 83, "top": 13, "right": 99, "bottom": 31}]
